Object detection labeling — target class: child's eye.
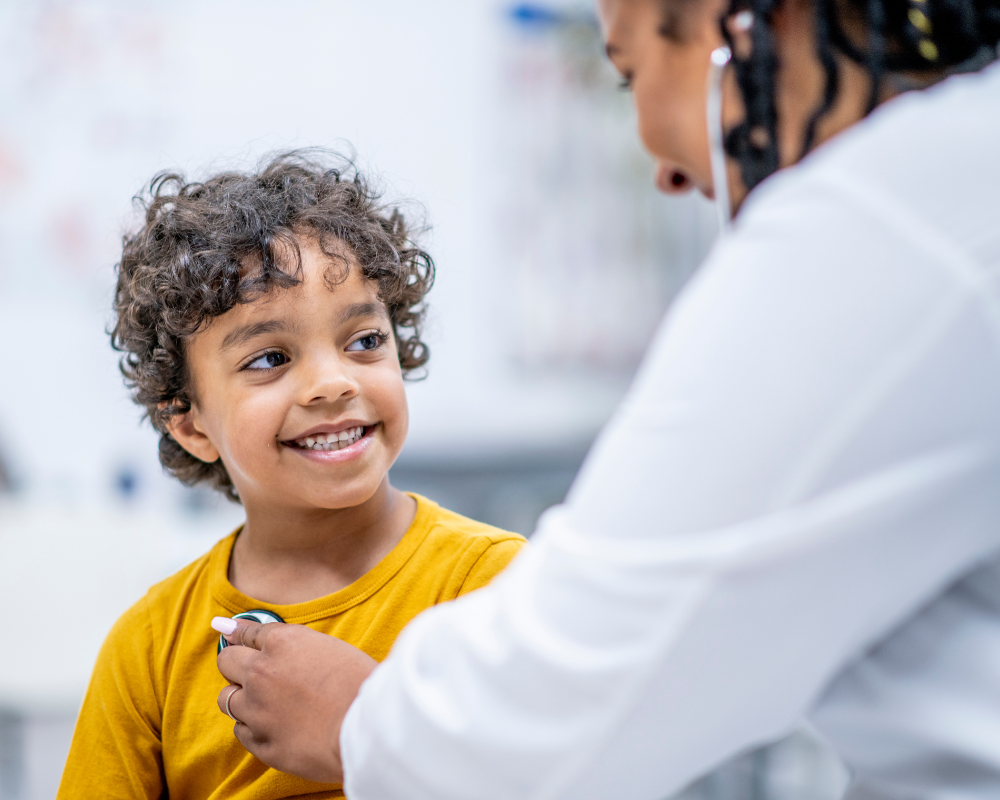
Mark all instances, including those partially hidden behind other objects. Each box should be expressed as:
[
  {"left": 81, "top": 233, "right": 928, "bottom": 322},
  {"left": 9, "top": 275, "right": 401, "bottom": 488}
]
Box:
[
  {"left": 346, "top": 331, "right": 387, "bottom": 352},
  {"left": 618, "top": 73, "right": 633, "bottom": 92},
  {"left": 243, "top": 351, "right": 289, "bottom": 371}
]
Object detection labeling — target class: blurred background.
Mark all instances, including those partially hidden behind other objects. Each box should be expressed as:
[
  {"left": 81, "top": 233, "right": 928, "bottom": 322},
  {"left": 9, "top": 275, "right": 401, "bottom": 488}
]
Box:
[{"left": 0, "top": 1, "right": 845, "bottom": 798}]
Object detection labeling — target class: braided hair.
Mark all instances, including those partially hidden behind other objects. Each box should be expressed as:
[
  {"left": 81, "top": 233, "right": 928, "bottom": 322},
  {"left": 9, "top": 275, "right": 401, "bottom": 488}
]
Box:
[{"left": 720, "top": 0, "right": 1000, "bottom": 191}]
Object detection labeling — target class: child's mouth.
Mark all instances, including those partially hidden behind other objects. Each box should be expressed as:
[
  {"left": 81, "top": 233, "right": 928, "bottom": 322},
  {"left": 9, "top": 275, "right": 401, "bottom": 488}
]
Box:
[{"left": 287, "top": 425, "right": 371, "bottom": 452}]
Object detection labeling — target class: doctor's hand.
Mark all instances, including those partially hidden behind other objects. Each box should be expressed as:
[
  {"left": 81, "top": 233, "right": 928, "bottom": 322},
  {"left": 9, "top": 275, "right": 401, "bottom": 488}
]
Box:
[{"left": 214, "top": 618, "right": 377, "bottom": 783}]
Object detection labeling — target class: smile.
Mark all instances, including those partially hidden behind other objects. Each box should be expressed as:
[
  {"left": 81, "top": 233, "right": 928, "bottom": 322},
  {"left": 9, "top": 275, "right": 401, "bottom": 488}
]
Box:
[{"left": 288, "top": 426, "right": 368, "bottom": 451}]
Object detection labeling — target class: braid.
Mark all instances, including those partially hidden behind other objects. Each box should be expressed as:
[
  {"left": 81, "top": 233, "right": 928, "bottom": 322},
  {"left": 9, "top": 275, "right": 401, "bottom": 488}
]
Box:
[
  {"left": 800, "top": 0, "right": 841, "bottom": 156},
  {"left": 865, "top": 0, "right": 887, "bottom": 111},
  {"left": 723, "top": 0, "right": 1000, "bottom": 192},
  {"left": 723, "top": 0, "right": 781, "bottom": 191}
]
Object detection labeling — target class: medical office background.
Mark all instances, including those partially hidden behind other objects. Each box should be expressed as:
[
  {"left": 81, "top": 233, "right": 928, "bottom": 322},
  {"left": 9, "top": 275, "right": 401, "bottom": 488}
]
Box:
[{"left": 0, "top": 1, "right": 844, "bottom": 798}]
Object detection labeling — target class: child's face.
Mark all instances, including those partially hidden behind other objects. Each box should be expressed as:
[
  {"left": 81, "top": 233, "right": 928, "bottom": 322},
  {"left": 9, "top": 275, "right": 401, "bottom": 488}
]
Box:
[{"left": 168, "top": 235, "right": 409, "bottom": 512}]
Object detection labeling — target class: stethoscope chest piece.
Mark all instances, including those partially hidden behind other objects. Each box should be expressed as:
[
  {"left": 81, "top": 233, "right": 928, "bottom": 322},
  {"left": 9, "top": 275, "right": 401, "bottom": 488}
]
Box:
[{"left": 217, "top": 609, "right": 285, "bottom": 654}]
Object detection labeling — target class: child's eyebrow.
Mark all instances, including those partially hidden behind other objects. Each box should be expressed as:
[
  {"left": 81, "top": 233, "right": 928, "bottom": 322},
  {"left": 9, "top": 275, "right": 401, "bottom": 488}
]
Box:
[
  {"left": 220, "top": 304, "right": 385, "bottom": 352},
  {"left": 220, "top": 320, "right": 290, "bottom": 351},
  {"left": 338, "top": 302, "right": 389, "bottom": 325}
]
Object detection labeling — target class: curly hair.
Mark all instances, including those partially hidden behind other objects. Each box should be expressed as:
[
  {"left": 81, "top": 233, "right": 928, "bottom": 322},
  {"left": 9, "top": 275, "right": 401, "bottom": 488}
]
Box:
[
  {"left": 707, "top": 0, "right": 1000, "bottom": 191},
  {"left": 111, "top": 150, "right": 435, "bottom": 501}
]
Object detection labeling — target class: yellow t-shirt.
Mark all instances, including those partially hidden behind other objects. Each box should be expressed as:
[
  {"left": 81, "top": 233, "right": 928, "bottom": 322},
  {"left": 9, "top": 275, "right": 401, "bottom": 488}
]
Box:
[{"left": 57, "top": 494, "right": 525, "bottom": 800}]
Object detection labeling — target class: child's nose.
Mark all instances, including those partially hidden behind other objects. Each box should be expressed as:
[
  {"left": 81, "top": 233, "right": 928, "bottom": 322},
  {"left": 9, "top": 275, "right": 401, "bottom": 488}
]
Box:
[{"left": 297, "top": 356, "right": 360, "bottom": 405}]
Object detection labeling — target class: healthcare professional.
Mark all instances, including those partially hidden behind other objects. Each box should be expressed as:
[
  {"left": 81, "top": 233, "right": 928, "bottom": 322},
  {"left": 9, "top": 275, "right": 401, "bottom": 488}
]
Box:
[{"left": 213, "top": 0, "right": 1000, "bottom": 796}]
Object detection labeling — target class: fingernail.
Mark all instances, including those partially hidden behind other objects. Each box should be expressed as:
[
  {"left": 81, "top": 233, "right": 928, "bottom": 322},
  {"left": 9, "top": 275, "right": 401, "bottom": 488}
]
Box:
[{"left": 212, "top": 616, "right": 238, "bottom": 635}]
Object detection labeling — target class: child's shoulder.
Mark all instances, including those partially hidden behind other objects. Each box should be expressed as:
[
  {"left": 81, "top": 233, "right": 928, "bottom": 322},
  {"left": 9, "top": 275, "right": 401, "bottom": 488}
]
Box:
[
  {"left": 410, "top": 494, "right": 527, "bottom": 596},
  {"left": 417, "top": 494, "right": 526, "bottom": 546}
]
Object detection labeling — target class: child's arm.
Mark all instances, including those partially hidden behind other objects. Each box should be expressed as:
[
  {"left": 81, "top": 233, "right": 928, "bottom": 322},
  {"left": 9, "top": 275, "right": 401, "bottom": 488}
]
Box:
[{"left": 57, "top": 599, "right": 165, "bottom": 799}]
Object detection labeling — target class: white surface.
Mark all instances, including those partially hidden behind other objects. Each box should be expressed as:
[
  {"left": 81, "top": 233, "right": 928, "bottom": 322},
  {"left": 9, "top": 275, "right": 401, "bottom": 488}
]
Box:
[
  {"left": 341, "top": 63, "right": 1000, "bottom": 799},
  {"left": 17, "top": 713, "right": 75, "bottom": 800},
  {"left": 0, "top": 501, "right": 241, "bottom": 713}
]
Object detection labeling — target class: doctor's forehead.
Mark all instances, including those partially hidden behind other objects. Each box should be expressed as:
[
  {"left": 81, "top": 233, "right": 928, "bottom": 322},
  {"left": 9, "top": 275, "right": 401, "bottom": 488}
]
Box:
[{"left": 601, "top": 0, "right": 705, "bottom": 46}]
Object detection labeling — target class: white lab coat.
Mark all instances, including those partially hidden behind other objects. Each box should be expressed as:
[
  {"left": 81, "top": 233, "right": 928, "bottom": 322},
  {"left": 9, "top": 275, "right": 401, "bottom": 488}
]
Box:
[{"left": 341, "top": 60, "right": 1000, "bottom": 800}]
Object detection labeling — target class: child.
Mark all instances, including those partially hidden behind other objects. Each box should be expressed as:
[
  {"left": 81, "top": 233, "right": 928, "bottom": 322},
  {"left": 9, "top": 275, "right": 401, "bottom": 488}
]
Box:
[{"left": 57, "top": 152, "right": 526, "bottom": 799}]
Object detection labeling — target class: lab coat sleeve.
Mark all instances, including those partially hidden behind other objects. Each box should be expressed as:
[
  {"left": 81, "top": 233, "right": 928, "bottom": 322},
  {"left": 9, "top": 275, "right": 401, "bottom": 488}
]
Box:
[{"left": 341, "top": 165, "right": 1000, "bottom": 800}]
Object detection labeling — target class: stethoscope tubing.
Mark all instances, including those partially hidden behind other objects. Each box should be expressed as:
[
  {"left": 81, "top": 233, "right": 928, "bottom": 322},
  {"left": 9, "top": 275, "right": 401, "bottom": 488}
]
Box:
[{"left": 707, "top": 46, "right": 733, "bottom": 231}]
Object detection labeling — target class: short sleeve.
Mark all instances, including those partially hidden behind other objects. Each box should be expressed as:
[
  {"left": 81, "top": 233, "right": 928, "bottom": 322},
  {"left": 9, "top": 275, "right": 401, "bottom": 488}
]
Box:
[
  {"left": 57, "top": 598, "right": 165, "bottom": 799},
  {"left": 458, "top": 539, "right": 526, "bottom": 595}
]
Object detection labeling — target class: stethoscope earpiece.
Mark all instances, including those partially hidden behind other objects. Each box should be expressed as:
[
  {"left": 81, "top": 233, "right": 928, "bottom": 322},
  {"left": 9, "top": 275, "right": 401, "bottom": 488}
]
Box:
[{"left": 216, "top": 609, "right": 285, "bottom": 654}]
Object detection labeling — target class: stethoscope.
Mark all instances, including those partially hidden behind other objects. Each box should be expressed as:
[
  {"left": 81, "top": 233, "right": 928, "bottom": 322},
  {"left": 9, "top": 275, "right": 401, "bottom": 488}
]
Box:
[
  {"left": 707, "top": 44, "right": 733, "bottom": 232},
  {"left": 707, "top": 10, "right": 755, "bottom": 232},
  {"left": 217, "top": 609, "right": 285, "bottom": 654}
]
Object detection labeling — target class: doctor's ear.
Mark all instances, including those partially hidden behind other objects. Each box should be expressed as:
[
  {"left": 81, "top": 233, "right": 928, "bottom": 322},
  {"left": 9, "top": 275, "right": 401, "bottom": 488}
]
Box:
[{"left": 163, "top": 404, "right": 221, "bottom": 464}]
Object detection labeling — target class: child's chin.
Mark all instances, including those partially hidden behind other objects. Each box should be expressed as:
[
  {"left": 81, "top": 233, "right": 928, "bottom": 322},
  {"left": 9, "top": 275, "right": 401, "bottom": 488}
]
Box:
[
  {"left": 287, "top": 471, "right": 385, "bottom": 508},
  {"left": 310, "top": 485, "right": 382, "bottom": 511}
]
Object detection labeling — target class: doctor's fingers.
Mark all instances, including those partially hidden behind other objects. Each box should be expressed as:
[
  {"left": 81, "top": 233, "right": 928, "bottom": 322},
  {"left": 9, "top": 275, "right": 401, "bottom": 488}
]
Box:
[
  {"left": 220, "top": 672, "right": 346, "bottom": 783},
  {"left": 226, "top": 618, "right": 279, "bottom": 650},
  {"left": 218, "top": 682, "right": 246, "bottom": 721},
  {"left": 217, "top": 677, "right": 272, "bottom": 738},
  {"left": 231, "top": 713, "right": 336, "bottom": 784},
  {"left": 223, "top": 690, "right": 282, "bottom": 767},
  {"left": 217, "top": 639, "right": 263, "bottom": 688},
  {"left": 232, "top": 717, "right": 275, "bottom": 763}
]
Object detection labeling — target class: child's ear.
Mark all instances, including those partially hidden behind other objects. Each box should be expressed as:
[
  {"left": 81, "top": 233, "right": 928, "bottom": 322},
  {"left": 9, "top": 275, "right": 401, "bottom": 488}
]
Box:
[{"left": 165, "top": 406, "right": 221, "bottom": 464}]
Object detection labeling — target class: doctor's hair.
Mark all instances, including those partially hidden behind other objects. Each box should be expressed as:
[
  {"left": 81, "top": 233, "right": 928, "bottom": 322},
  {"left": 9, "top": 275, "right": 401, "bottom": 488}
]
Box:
[
  {"left": 700, "top": 0, "right": 1000, "bottom": 191},
  {"left": 111, "top": 149, "right": 435, "bottom": 502}
]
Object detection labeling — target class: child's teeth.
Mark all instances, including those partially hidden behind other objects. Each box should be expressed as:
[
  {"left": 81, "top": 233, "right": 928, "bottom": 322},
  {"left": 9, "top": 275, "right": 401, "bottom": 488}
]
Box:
[{"left": 296, "top": 426, "right": 365, "bottom": 450}]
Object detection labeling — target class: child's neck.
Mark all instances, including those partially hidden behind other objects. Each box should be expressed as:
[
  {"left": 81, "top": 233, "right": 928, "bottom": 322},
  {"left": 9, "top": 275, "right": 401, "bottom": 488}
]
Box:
[{"left": 228, "top": 480, "right": 417, "bottom": 605}]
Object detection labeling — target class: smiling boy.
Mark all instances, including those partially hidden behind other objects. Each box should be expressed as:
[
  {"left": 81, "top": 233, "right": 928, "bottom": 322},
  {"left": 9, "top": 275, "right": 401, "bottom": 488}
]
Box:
[{"left": 56, "top": 152, "right": 526, "bottom": 800}]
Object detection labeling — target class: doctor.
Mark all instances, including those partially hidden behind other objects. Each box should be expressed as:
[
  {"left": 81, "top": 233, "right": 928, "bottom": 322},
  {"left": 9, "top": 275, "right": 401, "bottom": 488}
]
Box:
[{"left": 214, "top": 0, "right": 1000, "bottom": 796}]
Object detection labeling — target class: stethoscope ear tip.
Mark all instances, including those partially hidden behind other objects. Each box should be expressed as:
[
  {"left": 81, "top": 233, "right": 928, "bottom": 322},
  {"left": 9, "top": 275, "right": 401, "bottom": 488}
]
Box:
[{"left": 710, "top": 46, "right": 732, "bottom": 66}]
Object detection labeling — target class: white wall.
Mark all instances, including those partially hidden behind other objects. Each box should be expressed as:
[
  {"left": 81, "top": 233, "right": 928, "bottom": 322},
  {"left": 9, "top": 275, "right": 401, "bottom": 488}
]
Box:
[{"left": 0, "top": 0, "right": 716, "bottom": 506}]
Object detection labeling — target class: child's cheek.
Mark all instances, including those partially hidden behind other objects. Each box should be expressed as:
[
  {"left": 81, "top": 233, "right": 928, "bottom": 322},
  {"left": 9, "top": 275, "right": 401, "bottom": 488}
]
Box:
[
  {"left": 222, "top": 393, "right": 285, "bottom": 480},
  {"left": 376, "top": 371, "right": 409, "bottom": 457}
]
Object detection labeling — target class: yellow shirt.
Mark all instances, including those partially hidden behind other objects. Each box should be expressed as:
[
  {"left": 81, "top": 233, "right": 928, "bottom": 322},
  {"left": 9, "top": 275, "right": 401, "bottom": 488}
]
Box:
[{"left": 57, "top": 495, "right": 525, "bottom": 800}]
